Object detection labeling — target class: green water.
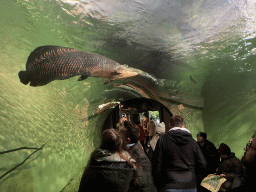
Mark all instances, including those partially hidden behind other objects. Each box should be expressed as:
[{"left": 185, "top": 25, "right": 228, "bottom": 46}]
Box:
[{"left": 1, "top": 0, "right": 256, "bottom": 191}]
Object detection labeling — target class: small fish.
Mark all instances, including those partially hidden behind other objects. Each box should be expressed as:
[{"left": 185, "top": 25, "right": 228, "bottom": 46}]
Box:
[
  {"left": 190, "top": 75, "right": 197, "bottom": 84},
  {"left": 18, "top": 45, "right": 138, "bottom": 86}
]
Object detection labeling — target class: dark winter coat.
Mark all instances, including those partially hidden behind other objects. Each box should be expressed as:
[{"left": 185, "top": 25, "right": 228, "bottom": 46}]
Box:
[
  {"left": 128, "top": 142, "right": 156, "bottom": 192},
  {"left": 217, "top": 153, "right": 245, "bottom": 191},
  {"left": 198, "top": 140, "right": 220, "bottom": 174},
  {"left": 241, "top": 146, "right": 256, "bottom": 190},
  {"left": 78, "top": 149, "right": 135, "bottom": 192},
  {"left": 147, "top": 134, "right": 163, "bottom": 164},
  {"left": 152, "top": 128, "right": 207, "bottom": 190}
]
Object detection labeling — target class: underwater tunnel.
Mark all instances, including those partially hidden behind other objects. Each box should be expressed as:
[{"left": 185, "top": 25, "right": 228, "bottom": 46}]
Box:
[
  {"left": 1, "top": 0, "right": 256, "bottom": 191},
  {"left": 102, "top": 98, "right": 173, "bottom": 132}
]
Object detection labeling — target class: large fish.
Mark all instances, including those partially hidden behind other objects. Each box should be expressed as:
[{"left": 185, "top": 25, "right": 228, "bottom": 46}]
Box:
[{"left": 18, "top": 45, "right": 138, "bottom": 86}]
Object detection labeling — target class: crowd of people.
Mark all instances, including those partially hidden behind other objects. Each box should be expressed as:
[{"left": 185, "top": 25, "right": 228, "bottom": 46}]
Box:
[{"left": 78, "top": 115, "right": 256, "bottom": 192}]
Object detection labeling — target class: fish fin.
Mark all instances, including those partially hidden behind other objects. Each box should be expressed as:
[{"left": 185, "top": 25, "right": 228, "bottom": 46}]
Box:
[
  {"left": 103, "top": 78, "right": 114, "bottom": 85},
  {"left": 29, "top": 78, "right": 53, "bottom": 87},
  {"left": 18, "top": 71, "right": 31, "bottom": 85},
  {"left": 77, "top": 75, "right": 89, "bottom": 81},
  {"left": 190, "top": 75, "right": 197, "bottom": 84}
]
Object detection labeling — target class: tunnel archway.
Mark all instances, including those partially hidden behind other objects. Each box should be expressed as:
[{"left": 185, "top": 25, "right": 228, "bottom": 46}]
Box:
[{"left": 102, "top": 98, "right": 173, "bottom": 132}]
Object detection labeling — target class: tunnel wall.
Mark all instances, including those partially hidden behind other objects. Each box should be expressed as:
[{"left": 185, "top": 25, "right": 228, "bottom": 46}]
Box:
[
  {"left": 202, "top": 70, "right": 256, "bottom": 159},
  {"left": 0, "top": 49, "right": 104, "bottom": 192}
]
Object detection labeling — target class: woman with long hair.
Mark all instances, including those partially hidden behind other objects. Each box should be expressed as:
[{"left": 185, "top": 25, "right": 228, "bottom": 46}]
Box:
[{"left": 79, "top": 128, "right": 137, "bottom": 192}]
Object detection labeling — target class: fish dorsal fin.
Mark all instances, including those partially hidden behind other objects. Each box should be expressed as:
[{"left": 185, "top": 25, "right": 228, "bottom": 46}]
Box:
[{"left": 77, "top": 75, "right": 89, "bottom": 81}]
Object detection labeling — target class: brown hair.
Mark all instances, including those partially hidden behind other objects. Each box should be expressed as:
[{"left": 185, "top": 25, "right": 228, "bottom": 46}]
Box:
[
  {"left": 121, "top": 121, "right": 140, "bottom": 143},
  {"left": 100, "top": 128, "right": 137, "bottom": 171},
  {"left": 100, "top": 128, "right": 125, "bottom": 152},
  {"left": 170, "top": 115, "right": 185, "bottom": 128}
]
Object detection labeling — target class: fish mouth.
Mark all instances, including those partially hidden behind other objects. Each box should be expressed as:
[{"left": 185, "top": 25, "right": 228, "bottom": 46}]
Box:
[
  {"left": 114, "top": 66, "right": 138, "bottom": 79},
  {"left": 116, "top": 70, "right": 138, "bottom": 79}
]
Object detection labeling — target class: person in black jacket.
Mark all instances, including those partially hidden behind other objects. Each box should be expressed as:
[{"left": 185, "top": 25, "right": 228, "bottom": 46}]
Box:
[
  {"left": 79, "top": 128, "right": 137, "bottom": 192},
  {"left": 197, "top": 132, "right": 220, "bottom": 174},
  {"left": 197, "top": 132, "right": 220, "bottom": 192},
  {"left": 147, "top": 122, "right": 166, "bottom": 164},
  {"left": 152, "top": 115, "right": 207, "bottom": 192},
  {"left": 241, "top": 132, "right": 256, "bottom": 190},
  {"left": 120, "top": 119, "right": 156, "bottom": 192},
  {"left": 216, "top": 143, "right": 245, "bottom": 192}
]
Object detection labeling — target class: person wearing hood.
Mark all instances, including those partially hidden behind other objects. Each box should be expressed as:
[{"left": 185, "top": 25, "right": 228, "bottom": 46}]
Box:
[
  {"left": 147, "top": 122, "right": 166, "bottom": 163},
  {"left": 152, "top": 115, "right": 207, "bottom": 192},
  {"left": 216, "top": 143, "right": 245, "bottom": 192}
]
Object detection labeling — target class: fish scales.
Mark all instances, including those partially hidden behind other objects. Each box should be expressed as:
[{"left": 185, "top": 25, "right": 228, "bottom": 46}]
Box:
[
  {"left": 64, "top": 57, "right": 72, "bottom": 77},
  {"left": 18, "top": 45, "right": 138, "bottom": 86}
]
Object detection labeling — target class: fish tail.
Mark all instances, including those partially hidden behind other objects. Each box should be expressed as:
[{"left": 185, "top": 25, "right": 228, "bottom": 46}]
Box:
[{"left": 18, "top": 71, "right": 31, "bottom": 85}]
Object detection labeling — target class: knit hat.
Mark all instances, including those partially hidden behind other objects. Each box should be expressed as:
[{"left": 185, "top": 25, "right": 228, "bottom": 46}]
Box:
[
  {"left": 197, "top": 132, "right": 207, "bottom": 141},
  {"left": 218, "top": 143, "right": 231, "bottom": 155},
  {"left": 156, "top": 122, "right": 166, "bottom": 134}
]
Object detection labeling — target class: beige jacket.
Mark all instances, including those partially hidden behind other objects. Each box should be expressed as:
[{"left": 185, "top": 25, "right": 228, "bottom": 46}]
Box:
[{"left": 147, "top": 120, "right": 156, "bottom": 136}]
